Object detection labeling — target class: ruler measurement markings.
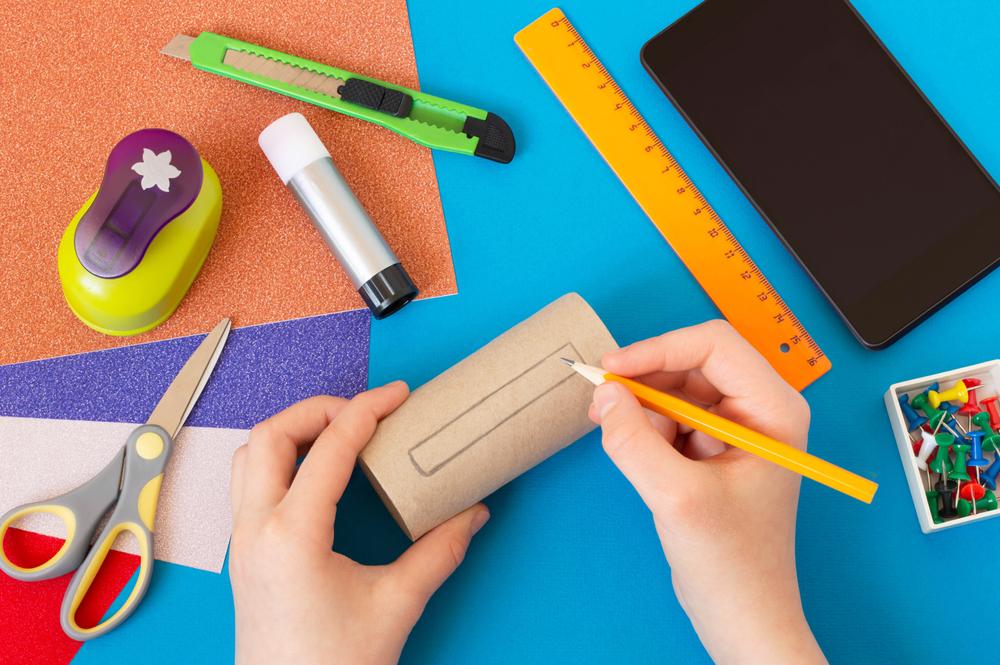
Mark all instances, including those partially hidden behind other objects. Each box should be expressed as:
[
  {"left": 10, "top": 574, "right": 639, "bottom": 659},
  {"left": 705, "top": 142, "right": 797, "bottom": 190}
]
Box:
[{"left": 518, "top": 9, "right": 829, "bottom": 388}]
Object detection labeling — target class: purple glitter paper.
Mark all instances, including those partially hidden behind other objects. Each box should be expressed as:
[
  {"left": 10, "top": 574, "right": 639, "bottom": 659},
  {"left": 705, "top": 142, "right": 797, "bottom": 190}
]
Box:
[{"left": 0, "top": 312, "right": 371, "bottom": 429}]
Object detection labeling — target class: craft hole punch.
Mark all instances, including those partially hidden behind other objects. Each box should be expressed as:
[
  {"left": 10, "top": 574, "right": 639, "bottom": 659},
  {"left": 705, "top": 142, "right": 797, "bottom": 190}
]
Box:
[
  {"left": 58, "top": 129, "right": 222, "bottom": 335},
  {"left": 886, "top": 360, "right": 1000, "bottom": 533}
]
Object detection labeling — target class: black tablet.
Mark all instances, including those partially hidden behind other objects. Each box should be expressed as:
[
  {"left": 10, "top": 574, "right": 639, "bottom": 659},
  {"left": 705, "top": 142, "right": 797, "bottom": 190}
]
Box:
[{"left": 641, "top": 0, "right": 1000, "bottom": 348}]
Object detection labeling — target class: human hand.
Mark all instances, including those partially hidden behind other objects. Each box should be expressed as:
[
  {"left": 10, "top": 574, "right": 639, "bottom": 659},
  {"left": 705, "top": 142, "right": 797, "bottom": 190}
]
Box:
[
  {"left": 589, "top": 321, "right": 825, "bottom": 664},
  {"left": 229, "top": 382, "right": 490, "bottom": 665}
]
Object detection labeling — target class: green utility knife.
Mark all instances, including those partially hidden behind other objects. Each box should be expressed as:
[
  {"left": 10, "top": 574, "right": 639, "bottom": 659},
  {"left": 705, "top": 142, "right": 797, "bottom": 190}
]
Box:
[{"left": 161, "top": 33, "right": 515, "bottom": 163}]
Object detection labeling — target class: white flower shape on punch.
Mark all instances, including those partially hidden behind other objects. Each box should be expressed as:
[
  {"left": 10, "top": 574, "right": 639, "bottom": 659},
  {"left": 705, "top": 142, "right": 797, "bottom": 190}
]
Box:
[{"left": 131, "top": 148, "right": 182, "bottom": 193}]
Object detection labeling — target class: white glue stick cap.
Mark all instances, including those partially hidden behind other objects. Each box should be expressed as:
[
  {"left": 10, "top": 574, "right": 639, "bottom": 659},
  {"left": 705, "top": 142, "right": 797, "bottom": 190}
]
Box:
[{"left": 258, "top": 112, "right": 331, "bottom": 184}]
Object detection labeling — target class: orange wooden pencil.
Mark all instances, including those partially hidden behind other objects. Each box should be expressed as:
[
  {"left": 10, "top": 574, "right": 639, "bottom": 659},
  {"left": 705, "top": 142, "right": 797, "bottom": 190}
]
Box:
[{"left": 563, "top": 359, "right": 877, "bottom": 503}]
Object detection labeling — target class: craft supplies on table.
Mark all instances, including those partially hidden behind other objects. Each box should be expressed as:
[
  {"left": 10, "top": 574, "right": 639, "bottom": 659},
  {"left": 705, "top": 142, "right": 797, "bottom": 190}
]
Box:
[
  {"left": 259, "top": 113, "right": 418, "bottom": 318},
  {"left": 885, "top": 360, "right": 1000, "bottom": 533},
  {"left": 0, "top": 0, "right": 456, "bottom": 366},
  {"left": 0, "top": 319, "right": 231, "bottom": 640},
  {"left": 515, "top": 8, "right": 830, "bottom": 391},
  {"left": 58, "top": 129, "right": 222, "bottom": 336},
  {"left": 161, "top": 32, "right": 515, "bottom": 164}
]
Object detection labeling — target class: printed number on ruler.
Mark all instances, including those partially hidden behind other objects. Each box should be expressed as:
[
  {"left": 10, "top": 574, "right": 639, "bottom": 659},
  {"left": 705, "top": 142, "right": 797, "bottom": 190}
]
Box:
[{"left": 515, "top": 8, "right": 831, "bottom": 391}]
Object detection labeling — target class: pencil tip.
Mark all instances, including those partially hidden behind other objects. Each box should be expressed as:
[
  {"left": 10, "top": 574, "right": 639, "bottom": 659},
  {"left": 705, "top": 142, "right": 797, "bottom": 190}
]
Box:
[{"left": 560, "top": 357, "right": 576, "bottom": 366}]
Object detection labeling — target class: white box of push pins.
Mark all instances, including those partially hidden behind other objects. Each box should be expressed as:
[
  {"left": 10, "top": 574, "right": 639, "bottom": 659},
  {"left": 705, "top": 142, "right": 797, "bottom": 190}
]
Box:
[{"left": 885, "top": 360, "right": 1000, "bottom": 533}]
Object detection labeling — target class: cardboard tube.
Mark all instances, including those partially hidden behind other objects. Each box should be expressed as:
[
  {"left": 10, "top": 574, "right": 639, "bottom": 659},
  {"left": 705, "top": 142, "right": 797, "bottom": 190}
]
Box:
[{"left": 359, "top": 293, "right": 618, "bottom": 540}]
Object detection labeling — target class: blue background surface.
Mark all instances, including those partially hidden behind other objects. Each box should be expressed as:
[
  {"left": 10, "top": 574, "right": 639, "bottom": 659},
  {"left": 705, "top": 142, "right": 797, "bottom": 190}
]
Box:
[{"left": 71, "top": 1, "right": 1000, "bottom": 663}]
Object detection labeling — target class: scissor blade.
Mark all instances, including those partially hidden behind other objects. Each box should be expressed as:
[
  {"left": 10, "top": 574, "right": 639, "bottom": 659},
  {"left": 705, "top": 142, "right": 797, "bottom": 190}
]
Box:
[{"left": 147, "top": 318, "right": 232, "bottom": 439}]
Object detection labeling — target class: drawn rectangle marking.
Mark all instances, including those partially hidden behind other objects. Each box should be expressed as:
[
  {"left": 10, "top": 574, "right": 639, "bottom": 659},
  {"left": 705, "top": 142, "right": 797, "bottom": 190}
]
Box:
[{"left": 408, "top": 343, "right": 583, "bottom": 476}]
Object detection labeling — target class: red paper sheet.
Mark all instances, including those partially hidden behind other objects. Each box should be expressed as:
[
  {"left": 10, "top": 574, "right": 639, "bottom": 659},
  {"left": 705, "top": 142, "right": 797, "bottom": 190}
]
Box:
[{"left": 0, "top": 528, "right": 140, "bottom": 664}]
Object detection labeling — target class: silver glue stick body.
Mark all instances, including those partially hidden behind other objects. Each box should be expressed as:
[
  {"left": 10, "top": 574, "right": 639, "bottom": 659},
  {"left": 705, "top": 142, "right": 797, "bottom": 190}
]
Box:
[{"left": 258, "top": 112, "right": 418, "bottom": 318}]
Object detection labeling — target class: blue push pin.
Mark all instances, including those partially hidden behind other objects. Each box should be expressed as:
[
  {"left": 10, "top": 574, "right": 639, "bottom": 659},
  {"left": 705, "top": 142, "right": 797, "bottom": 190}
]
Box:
[
  {"left": 899, "top": 394, "right": 927, "bottom": 432},
  {"left": 968, "top": 431, "right": 989, "bottom": 468},
  {"left": 948, "top": 425, "right": 970, "bottom": 446},
  {"left": 940, "top": 408, "right": 968, "bottom": 442},
  {"left": 982, "top": 453, "right": 1000, "bottom": 491}
]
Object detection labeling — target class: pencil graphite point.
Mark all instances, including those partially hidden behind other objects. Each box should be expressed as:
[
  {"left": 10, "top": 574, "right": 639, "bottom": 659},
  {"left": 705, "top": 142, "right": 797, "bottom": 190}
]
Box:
[{"left": 563, "top": 360, "right": 607, "bottom": 386}]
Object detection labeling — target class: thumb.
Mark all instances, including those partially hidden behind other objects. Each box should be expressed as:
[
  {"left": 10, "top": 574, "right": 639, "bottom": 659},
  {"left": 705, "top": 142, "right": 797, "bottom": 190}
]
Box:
[
  {"left": 594, "top": 382, "right": 696, "bottom": 504},
  {"left": 387, "top": 504, "right": 489, "bottom": 605}
]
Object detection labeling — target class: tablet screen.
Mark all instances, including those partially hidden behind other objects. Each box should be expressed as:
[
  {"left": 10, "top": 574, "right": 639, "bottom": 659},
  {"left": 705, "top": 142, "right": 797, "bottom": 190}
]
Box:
[{"left": 641, "top": 0, "right": 1000, "bottom": 347}]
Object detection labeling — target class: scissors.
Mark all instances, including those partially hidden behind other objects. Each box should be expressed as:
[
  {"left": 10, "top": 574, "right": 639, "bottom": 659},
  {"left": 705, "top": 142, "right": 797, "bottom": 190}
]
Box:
[{"left": 0, "top": 318, "right": 231, "bottom": 641}]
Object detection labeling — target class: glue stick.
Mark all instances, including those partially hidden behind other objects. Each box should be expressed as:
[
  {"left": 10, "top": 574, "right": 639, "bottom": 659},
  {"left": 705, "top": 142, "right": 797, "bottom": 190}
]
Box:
[{"left": 258, "top": 112, "right": 417, "bottom": 319}]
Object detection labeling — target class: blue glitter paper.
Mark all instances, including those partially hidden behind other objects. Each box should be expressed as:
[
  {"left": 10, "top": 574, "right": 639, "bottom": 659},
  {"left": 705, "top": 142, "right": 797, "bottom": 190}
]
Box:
[{"left": 0, "top": 311, "right": 371, "bottom": 429}]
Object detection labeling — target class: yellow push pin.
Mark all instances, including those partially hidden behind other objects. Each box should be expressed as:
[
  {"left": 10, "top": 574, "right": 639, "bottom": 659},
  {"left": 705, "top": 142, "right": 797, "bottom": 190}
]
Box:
[{"left": 929, "top": 380, "right": 968, "bottom": 409}]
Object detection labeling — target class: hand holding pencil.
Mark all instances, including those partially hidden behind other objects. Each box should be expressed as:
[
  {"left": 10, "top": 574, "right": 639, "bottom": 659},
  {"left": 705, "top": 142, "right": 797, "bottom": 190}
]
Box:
[
  {"left": 582, "top": 320, "right": 834, "bottom": 665},
  {"left": 568, "top": 354, "right": 876, "bottom": 504}
]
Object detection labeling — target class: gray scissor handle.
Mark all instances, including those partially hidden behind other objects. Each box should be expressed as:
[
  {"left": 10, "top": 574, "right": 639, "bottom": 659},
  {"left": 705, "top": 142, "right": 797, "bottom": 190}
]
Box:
[
  {"left": 0, "top": 447, "right": 125, "bottom": 582},
  {"left": 58, "top": 424, "right": 173, "bottom": 641}
]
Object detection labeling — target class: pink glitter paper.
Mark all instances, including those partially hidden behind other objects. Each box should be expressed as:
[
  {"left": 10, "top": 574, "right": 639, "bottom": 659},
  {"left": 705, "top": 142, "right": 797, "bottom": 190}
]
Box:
[{"left": 0, "top": 417, "right": 246, "bottom": 573}]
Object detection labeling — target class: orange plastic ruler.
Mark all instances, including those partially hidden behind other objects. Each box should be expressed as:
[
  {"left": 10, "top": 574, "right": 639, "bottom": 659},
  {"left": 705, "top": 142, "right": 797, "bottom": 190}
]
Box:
[{"left": 515, "top": 8, "right": 831, "bottom": 391}]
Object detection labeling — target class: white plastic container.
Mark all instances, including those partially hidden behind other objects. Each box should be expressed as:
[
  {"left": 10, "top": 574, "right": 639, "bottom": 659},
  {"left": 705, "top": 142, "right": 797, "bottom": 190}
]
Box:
[{"left": 884, "top": 360, "right": 1000, "bottom": 533}]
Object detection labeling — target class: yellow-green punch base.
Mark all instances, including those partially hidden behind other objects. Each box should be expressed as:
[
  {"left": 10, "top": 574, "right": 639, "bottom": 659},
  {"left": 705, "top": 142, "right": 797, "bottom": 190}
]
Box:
[{"left": 58, "top": 159, "right": 221, "bottom": 336}]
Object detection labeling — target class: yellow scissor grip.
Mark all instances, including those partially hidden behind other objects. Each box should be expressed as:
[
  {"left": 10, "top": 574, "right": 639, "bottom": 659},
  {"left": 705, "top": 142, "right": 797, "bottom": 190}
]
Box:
[
  {"left": 64, "top": 521, "right": 151, "bottom": 636},
  {"left": 137, "top": 474, "right": 163, "bottom": 531},
  {"left": 0, "top": 504, "right": 77, "bottom": 574}
]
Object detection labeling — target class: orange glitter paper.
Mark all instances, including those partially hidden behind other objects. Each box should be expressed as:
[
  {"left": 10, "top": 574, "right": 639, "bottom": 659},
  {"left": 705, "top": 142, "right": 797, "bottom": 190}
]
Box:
[{"left": 0, "top": 0, "right": 456, "bottom": 365}]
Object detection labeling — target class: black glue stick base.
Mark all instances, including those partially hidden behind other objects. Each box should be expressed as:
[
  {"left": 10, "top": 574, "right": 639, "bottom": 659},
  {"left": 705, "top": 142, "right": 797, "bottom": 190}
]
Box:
[{"left": 359, "top": 263, "right": 418, "bottom": 319}]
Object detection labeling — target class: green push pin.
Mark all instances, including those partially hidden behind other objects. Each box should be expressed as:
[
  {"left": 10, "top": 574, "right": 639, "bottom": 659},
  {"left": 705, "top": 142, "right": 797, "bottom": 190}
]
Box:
[
  {"left": 957, "top": 489, "right": 998, "bottom": 518},
  {"left": 926, "top": 490, "right": 943, "bottom": 524},
  {"left": 949, "top": 443, "right": 972, "bottom": 481},
  {"left": 973, "top": 412, "right": 1000, "bottom": 452},
  {"left": 929, "top": 433, "right": 954, "bottom": 476},
  {"left": 913, "top": 393, "right": 947, "bottom": 430}
]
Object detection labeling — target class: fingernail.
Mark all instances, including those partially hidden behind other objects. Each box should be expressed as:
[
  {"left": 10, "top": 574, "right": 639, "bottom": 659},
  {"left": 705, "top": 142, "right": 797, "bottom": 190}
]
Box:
[
  {"left": 593, "top": 383, "right": 621, "bottom": 421},
  {"left": 470, "top": 507, "right": 490, "bottom": 536}
]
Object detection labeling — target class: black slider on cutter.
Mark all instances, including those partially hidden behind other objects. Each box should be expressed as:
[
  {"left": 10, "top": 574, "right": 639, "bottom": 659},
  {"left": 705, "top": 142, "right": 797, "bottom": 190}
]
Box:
[{"left": 338, "top": 78, "right": 414, "bottom": 118}]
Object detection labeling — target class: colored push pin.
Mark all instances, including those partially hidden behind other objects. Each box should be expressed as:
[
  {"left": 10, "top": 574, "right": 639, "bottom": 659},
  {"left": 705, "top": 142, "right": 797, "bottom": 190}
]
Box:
[
  {"left": 949, "top": 441, "right": 972, "bottom": 509},
  {"left": 915, "top": 430, "right": 938, "bottom": 470},
  {"left": 958, "top": 378, "right": 983, "bottom": 429},
  {"left": 929, "top": 380, "right": 968, "bottom": 409},
  {"left": 899, "top": 394, "right": 928, "bottom": 433},
  {"left": 926, "top": 490, "right": 943, "bottom": 524},
  {"left": 982, "top": 454, "right": 1000, "bottom": 491},
  {"left": 929, "top": 433, "right": 954, "bottom": 476},
  {"left": 957, "top": 490, "right": 997, "bottom": 518},
  {"left": 912, "top": 393, "right": 947, "bottom": 432},
  {"left": 981, "top": 396, "right": 1000, "bottom": 432},
  {"left": 973, "top": 412, "right": 1000, "bottom": 452},
  {"left": 949, "top": 443, "right": 972, "bottom": 482},
  {"left": 967, "top": 431, "right": 989, "bottom": 477},
  {"left": 936, "top": 480, "right": 958, "bottom": 518},
  {"left": 960, "top": 481, "right": 986, "bottom": 502},
  {"left": 936, "top": 400, "right": 970, "bottom": 437},
  {"left": 940, "top": 417, "right": 967, "bottom": 441}
]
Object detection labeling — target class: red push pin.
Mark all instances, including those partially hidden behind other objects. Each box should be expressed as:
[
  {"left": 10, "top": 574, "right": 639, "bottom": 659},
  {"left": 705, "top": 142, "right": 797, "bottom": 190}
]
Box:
[
  {"left": 960, "top": 481, "right": 986, "bottom": 502},
  {"left": 958, "top": 378, "right": 983, "bottom": 431},
  {"left": 961, "top": 481, "right": 987, "bottom": 515},
  {"left": 981, "top": 396, "right": 1000, "bottom": 432}
]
